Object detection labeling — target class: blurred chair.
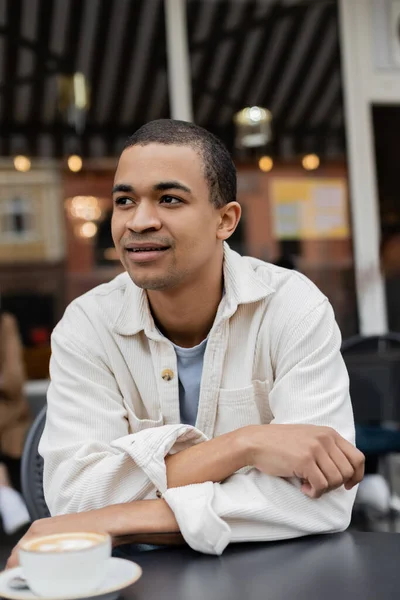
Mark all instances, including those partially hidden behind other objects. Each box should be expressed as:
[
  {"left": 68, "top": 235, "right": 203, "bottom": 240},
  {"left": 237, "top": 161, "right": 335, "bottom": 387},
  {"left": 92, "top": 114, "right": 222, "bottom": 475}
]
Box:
[
  {"left": 24, "top": 379, "right": 49, "bottom": 419},
  {"left": 342, "top": 333, "right": 400, "bottom": 523},
  {"left": 342, "top": 332, "right": 400, "bottom": 353},
  {"left": 342, "top": 333, "right": 400, "bottom": 424},
  {"left": 21, "top": 406, "right": 50, "bottom": 521}
]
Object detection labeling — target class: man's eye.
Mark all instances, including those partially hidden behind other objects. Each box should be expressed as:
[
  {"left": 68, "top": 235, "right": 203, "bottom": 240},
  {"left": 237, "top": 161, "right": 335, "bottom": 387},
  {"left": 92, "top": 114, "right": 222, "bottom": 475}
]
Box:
[
  {"left": 115, "top": 197, "right": 134, "bottom": 206},
  {"left": 160, "top": 196, "right": 181, "bottom": 205}
]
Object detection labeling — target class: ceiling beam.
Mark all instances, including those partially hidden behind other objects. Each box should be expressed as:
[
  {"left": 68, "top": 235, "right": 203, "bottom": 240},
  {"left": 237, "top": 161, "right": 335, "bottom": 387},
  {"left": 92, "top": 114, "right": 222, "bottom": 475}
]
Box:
[
  {"left": 190, "top": 2, "right": 330, "bottom": 52},
  {"left": 206, "top": 0, "right": 259, "bottom": 123},
  {"left": 257, "top": 5, "right": 309, "bottom": 112},
  {"left": 0, "top": 25, "right": 66, "bottom": 69},
  {"left": 28, "top": 0, "right": 56, "bottom": 147},
  {"left": 105, "top": 0, "right": 145, "bottom": 124},
  {"left": 2, "top": 0, "right": 22, "bottom": 139},
  {"left": 86, "top": 1, "right": 115, "bottom": 125},
  {"left": 232, "top": 2, "right": 281, "bottom": 111},
  {"left": 276, "top": 4, "right": 335, "bottom": 125},
  {"left": 192, "top": 2, "right": 232, "bottom": 117},
  {"left": 134, "top": 1, "right": 168, "bottom": 124}
]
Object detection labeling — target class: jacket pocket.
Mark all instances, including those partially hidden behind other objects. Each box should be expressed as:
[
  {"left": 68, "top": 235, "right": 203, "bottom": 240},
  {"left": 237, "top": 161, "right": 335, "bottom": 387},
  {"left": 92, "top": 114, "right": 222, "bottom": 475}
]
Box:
[{"left": 215, "top": 379, "right": 272, "bottom": 436}]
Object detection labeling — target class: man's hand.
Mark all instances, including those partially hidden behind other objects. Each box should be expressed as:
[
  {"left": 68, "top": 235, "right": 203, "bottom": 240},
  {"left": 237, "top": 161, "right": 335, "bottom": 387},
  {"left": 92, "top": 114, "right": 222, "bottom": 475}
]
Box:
[
  {"left": 244, "top": 424, "right": 364, "bottom": 499},
  {"left": 6, "top": 499, "right": 180, "bottom": 570},
  {"left": 6, "top": 512, "right": 106, "bottom": 570}
]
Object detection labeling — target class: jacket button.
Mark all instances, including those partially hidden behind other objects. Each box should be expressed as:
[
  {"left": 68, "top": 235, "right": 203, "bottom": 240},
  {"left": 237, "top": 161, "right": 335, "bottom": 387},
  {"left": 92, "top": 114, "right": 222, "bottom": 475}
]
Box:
[{"left": 161, "top": 368, "right": 174, "bottom": 381}]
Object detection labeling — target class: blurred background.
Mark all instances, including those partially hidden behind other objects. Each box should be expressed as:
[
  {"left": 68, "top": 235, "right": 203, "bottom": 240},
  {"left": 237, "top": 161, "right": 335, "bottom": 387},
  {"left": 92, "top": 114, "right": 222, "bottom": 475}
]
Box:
[{"left": 1, "top": 0, "right": 400, "bottom": 543}]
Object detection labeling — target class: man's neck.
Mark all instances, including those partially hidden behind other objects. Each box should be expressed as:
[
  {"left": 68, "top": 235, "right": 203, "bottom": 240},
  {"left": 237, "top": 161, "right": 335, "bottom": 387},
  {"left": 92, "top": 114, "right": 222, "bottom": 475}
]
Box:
[{"left": 147, "top": 261, "right": 224, "bottom": 348}]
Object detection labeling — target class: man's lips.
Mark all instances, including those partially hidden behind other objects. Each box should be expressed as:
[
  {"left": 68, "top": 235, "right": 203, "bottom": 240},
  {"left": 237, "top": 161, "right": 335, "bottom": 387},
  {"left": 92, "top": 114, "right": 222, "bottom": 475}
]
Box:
[
  {"left": 126, "top": 246, "right": 169, "bottom": 252},
  {"left": 124, "top": 242, "right": 170, "bottom": 251},
  {"left": 124, "top": 245, "right": 170, "bottom": 263}
]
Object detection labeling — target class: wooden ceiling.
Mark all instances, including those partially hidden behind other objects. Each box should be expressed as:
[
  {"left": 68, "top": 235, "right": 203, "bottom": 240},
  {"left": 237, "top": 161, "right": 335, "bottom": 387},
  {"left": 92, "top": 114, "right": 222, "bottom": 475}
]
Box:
[{"left": 0, "top": 0, "right": 344, "bottom": 159}]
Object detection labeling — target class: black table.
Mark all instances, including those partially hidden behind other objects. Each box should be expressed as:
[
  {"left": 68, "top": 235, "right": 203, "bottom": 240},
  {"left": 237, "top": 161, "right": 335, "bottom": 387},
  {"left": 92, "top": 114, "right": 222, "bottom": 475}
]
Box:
[{"left": 122, "top": 532, "right": 400, "bottom": 600}]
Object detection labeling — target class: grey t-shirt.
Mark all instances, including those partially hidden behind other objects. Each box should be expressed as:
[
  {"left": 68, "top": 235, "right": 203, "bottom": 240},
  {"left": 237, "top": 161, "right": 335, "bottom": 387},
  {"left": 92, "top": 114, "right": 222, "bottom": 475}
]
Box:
[{"left": 171, "top": 338, "right": 207, "bottom": 426}]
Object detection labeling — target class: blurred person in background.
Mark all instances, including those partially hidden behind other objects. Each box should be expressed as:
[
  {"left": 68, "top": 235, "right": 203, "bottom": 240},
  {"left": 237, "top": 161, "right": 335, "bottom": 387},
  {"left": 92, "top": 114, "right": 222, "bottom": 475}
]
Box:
[{"left": 0, "top": 305, "right": 31, "bottom": 535}]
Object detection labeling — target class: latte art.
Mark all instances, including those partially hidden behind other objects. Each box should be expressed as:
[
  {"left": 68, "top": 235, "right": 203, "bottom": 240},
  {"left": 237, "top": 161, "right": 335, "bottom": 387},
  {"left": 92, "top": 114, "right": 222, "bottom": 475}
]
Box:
[
  {"left": 32, "top": 538, "right": 97, "bottom": 552},
  {"left": 22, "top": 532, "right": 106, "bottom": 553}
]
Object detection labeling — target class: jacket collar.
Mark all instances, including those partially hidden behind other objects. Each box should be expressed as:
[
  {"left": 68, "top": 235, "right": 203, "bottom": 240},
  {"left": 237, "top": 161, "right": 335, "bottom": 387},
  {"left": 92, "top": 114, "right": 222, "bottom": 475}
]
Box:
[{"left": 113, "top": 243, "right": 275, "bottom": 337}]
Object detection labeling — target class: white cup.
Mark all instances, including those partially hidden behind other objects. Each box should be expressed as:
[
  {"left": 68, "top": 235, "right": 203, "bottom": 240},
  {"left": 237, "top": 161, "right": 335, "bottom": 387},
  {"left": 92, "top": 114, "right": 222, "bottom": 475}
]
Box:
[{"left": 19, "top": 532, "right": 112, "bottom": 598}]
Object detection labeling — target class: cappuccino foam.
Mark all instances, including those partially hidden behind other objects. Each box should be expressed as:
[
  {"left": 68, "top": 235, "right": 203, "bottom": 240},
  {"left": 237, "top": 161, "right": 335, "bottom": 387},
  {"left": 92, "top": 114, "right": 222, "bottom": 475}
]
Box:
[{"left": 24, "top": 533, "right": 105, "bottom": 553}]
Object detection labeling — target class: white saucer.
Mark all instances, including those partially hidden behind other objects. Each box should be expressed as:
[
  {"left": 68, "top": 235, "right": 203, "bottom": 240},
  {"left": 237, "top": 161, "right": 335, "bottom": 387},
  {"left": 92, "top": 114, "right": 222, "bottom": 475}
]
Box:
[{"left": 0, "top": 557, "right": 142, "bottom": 600}]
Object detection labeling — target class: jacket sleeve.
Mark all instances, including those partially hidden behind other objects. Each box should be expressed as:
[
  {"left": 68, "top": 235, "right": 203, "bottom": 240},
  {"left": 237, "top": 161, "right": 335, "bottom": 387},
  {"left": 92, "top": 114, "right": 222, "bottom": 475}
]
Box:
[
  {"left": 159, "top": 300, "right": 357, "bottom": 554},
  {"left": 40, "top": 326, "right": 207, "bottom": 515}
]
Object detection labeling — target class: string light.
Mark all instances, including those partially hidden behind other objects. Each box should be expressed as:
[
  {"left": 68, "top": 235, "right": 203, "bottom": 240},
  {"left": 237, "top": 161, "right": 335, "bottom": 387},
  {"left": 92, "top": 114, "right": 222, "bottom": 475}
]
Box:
[
  {"left": 14, "top": 155, "right": 31, "bottom": 172},
  {"left": 68, "top": 154, "right": 83, "bottom": 172},
  {"left": 302, "top": 154, "right": 320, "bottom": 171},
  {"left": 76, "top": 222, "right": 98, "bottom": 238},
  {"left": 258, "top": 156, "right": 274, "bottom": 172},
  {"left": 67, "top": 196, "right": 102, "bottom": 220},
  {"left": 233, "top": 106, "right": 272, "bottom": 148}
]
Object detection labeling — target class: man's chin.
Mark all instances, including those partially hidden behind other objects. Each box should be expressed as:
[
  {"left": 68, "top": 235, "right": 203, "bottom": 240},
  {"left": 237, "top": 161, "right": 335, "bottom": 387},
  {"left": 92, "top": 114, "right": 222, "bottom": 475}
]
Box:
[{"left": 127, "top": 271, "right": 172, "bottom": 291}]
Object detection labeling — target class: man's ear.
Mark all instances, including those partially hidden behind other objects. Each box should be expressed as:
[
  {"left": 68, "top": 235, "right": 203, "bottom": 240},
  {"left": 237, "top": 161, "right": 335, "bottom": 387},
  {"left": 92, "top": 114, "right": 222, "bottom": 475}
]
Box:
[{"left": 216, "top": 202, "right": 241, "bottom": 241}]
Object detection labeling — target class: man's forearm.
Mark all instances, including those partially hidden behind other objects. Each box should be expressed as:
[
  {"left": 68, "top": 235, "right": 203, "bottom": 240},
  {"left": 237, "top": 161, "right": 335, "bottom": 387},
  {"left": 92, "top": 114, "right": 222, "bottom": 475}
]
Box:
[
  {"left": 6, "top": 499, "right": 183, "bottom": 568},
  {"left": 30, "top": 431, "right": 254, "bottom": 548},
  {"left": 84, "top": 429, "right": 254, "bottom": 543},
  {"left": 165, "top": 426, "right": 252, "bottom": 488},
  {"left": 89, "top": 498, "right": 180, "bottom": 543},
  {"left": 108, "top": 499, "right": 179, "bottom": 535}
]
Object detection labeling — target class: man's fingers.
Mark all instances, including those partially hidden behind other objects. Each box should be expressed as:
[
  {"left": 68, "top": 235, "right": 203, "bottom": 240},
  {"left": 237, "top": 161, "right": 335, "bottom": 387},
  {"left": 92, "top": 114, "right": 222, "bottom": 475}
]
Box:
[
  {"left": 5, "top": 530, "right": 32, "bottom": 570},
  {"left": 336, "top": 437, "right": 365, "bottom": 488},
  {"left": 301, "top": 442, "right": 364, "bottom": 498},
  {"left": 345, "top": 463, "right": 365, "bottom": 490},
  {"left": 6, "top": 547, "right": 19, "bottom": 570},
  {"left": 316, "top": 452, "right": 345, "bottom": 491},
  {"left": 302, "top": 464, "right": 329, "bottom": 499},
  {"left": 328, "top": 446, "right": 355, "bottom": 483}
]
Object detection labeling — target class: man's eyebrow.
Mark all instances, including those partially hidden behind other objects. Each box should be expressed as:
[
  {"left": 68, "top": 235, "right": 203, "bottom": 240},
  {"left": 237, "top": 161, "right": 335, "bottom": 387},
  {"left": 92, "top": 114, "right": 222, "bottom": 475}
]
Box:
[
  {"left": 112, "top": 183, "right": 134, "bottom": 194},
  {"left": 153, "top": 181, "right": 192, "bottom": 194}
]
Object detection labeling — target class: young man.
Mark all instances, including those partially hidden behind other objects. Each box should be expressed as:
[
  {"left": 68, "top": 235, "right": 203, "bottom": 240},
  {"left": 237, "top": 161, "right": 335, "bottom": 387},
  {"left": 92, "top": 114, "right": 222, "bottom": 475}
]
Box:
[{"left": 8, "top": 120, "right": 363, "bottom": 566}]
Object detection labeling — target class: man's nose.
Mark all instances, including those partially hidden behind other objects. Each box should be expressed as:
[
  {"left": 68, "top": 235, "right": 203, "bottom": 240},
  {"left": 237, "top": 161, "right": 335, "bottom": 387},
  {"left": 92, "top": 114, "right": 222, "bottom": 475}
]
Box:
[{"left": 126, "top": 201, "right": 162, "bottom": 232}]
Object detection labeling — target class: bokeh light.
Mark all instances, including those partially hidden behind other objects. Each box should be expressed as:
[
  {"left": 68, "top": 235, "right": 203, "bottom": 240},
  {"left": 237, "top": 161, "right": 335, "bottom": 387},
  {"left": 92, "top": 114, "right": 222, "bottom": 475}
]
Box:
[
  {"left": 258, "top": 156, "right": 274, "bottom": 172},
  {"left": 302, "top": 154, "right": 320, "bottom": 171},
  {"left": 67, "top": 196, "right": 102, "bottom": 220},
  {"left": 76, "top": 222, "right": 98, "bottom": 238},
  {"left": 68, "top": 154, "right": 83, "bottom": 172},
  {"left": 14, "top": 155, "right": 31, "bottom": 172}
]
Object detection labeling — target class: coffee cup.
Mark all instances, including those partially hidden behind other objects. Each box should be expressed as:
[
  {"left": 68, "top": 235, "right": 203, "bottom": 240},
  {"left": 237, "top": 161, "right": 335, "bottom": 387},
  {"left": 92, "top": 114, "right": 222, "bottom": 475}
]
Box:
[{"left": 19, "top": 532, "right": 112, "bottom": 598}]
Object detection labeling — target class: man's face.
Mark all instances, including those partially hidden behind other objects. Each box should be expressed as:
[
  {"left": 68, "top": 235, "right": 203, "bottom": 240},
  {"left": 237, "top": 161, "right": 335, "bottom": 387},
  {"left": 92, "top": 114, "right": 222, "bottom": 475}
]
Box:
[{"left": 112, "top": 143, "right": 226, "bottom": 291}]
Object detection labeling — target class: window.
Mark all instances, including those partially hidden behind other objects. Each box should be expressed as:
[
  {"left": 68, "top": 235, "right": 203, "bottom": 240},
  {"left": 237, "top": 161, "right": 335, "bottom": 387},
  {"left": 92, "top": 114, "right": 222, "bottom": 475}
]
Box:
[{"left": 0, "top": 196, "right": 35, "bottom": 241}]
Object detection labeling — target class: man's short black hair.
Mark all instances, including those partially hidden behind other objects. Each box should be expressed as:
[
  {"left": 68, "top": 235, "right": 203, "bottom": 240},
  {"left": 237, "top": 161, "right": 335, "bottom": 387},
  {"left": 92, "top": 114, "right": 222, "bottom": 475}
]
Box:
[{"left": 123, "top": 119, "right": 237, "bottom": 208}]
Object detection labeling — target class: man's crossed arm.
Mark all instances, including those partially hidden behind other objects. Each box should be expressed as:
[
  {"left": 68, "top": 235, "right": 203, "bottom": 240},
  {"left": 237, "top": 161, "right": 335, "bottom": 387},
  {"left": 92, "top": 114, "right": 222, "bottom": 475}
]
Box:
[
  {"left": 9, "top": 299, "right": 363, "bottom": 565},
  {"left": 7, "top": 423, "right": 364, "bottom": 568}
]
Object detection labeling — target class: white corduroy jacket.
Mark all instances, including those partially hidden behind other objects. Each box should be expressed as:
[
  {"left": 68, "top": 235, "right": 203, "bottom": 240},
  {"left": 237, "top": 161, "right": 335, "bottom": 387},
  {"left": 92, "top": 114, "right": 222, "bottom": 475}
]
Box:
[{"left": 40, "top": 244, "right": 357, "bottom": 555}]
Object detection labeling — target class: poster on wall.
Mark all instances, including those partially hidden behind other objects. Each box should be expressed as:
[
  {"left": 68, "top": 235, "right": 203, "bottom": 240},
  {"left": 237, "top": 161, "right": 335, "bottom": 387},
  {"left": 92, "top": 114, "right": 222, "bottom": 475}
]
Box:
[{"left": 270, "top": 178, "right": 350, "bottom": 240}]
